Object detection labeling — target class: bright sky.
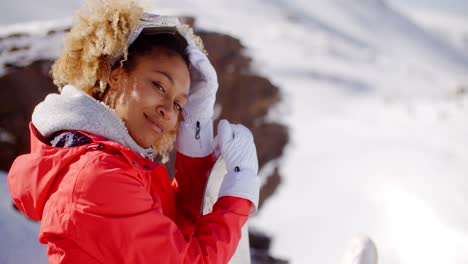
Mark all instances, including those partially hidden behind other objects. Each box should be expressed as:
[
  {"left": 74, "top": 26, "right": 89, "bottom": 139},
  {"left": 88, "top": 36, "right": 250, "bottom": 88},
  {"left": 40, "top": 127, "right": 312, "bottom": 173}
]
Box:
[{"left": 0, "top": 0, "right": 467, "bottom": 25}]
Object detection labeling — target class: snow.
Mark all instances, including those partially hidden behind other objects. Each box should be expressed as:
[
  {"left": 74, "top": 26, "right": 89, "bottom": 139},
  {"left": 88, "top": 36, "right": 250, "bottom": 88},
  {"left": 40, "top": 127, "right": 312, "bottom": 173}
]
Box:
[
  {"left": 0, "top": 171, "right": 47, "bottom": 264},
  {"left": 0, "top": 128, "right": 15, "bottom": 143},
  {"left": 0, "top": 18, "right": 70, "bottom": 76},
  {"left": 1, "top": 0, "right": 468, "bottom": 263},
  {"left": 398, "top": 8, "right": 468, "bottom": 54},
  {"left": 149, "top": 1, "right": 468, "bottom": 263}
]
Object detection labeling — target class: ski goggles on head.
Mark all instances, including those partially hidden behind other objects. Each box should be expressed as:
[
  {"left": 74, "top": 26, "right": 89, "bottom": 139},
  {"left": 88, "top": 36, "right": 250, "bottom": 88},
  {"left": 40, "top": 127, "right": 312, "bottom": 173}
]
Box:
[{"left": 112, "top": 13, "right": 193, "bottom": 65}]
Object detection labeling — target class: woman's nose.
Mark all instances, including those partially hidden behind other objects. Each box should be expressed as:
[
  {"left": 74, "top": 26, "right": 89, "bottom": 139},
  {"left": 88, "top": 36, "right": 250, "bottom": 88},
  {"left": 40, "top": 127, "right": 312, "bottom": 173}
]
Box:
[{"left": 157, "top": 102, "right": 173, "bottom": 121}]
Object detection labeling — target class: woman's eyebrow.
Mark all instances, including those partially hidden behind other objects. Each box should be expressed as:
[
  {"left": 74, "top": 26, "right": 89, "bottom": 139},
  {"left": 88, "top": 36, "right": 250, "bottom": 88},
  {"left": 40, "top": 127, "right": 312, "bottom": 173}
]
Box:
[{"left": 154, "top": 70, "right": 174, "bottom": 85}]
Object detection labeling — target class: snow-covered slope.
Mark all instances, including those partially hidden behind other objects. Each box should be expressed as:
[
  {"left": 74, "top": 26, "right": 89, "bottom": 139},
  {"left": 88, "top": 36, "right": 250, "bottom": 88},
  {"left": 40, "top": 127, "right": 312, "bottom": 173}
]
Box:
[
  {"left": 0, "top": 18, "right": 69, "bottom": 76},
  {"left": 0, "top": 172, "right": 47, "bottom": 263},
  {"left": 149, "top": 1, "right": 468, "bottom": 263},
  {"left": 1, "top": 0, "right": 468, "bottom": 263},
  {"left": 399, "top": 8, "right": 468, "bottom": 55},
  {"left": 152, "top": 0, "right": 468, "bottom": 98}
]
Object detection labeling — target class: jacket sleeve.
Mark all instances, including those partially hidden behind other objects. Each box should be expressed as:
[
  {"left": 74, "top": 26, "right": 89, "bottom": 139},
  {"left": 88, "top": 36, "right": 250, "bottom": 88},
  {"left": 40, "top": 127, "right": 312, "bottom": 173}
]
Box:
[
  {"left": 63, "top": 151, "right": 251, "bottom": 264},
  {"left": 172, "top": 151, "right": 216, "bottom": 236}
]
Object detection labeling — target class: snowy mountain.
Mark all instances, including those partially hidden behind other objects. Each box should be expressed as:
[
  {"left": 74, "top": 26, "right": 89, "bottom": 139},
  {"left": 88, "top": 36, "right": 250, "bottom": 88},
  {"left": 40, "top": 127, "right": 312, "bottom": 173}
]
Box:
[
  {"left": 152, "top": 1, "right": 468, "bottom": 263},
  {"left": 400, "top": 8, "right": 468, "bottom": 55},
  {"left": 1, "top": 0, "right": 468, "bottom": 263}
]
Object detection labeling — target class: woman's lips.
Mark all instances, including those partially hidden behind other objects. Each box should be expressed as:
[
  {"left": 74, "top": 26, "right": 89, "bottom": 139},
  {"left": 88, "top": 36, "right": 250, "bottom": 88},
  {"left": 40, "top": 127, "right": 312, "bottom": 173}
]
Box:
[{"left": 144, "top": 113, "right": 165, "bottom": 134}]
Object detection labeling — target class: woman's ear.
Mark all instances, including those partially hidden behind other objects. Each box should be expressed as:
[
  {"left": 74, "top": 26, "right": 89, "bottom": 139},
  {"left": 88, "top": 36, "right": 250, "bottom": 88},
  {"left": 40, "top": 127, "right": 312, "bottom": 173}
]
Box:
[{"left": 108, "top": 67, "right": 125, "bottom": 89}]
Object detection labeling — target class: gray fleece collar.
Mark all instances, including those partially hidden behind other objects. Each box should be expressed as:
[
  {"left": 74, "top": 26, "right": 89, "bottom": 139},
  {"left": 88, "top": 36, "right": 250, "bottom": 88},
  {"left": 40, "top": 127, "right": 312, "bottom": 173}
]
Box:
[{"left": 32, "top": 85, "right": 154, "bottom": 160}]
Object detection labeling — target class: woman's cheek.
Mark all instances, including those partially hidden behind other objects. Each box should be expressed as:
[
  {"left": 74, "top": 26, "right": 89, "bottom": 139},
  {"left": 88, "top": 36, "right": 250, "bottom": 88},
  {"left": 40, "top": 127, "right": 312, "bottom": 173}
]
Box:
[{"left": 168, "top": 111, "right": 183, "bottom": 130}]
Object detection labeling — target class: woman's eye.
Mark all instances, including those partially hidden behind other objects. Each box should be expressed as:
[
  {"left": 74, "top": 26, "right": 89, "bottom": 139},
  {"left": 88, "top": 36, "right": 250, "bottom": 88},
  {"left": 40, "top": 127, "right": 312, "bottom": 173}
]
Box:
[
  {"left": 153, "top": 82, "right": 165, "bottom": 93},
  {"left": 174, "top": 103, "right": 182, "bottom": 112}
]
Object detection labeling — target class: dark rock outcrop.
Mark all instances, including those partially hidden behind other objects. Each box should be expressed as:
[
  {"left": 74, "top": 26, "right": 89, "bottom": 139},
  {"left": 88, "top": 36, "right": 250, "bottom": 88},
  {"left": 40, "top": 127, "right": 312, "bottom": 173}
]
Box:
[
  {"left": 249, "top": 229, "right": 289, "bottom": 264},
  {"left": 0, "top": 60, "right": 56, "bottom": 170}
]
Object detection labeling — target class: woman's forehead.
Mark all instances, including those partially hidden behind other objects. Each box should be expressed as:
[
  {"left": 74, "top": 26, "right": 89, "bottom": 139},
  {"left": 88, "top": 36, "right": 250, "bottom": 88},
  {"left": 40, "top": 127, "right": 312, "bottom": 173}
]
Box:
[{"left": 134, "top": 47, "right": 188, "bottom": 69}]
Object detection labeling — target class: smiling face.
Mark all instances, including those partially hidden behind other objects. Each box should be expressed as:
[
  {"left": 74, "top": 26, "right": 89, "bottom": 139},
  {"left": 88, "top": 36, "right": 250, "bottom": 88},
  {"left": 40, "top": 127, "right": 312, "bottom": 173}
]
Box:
[{"left": 104, "top": 47, "right": 190, "bottom": 148}]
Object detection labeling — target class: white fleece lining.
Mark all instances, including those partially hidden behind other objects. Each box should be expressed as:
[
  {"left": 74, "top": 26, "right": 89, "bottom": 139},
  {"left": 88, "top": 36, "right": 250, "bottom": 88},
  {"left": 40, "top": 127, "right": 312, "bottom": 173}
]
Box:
[{"left": 32, "top": 85, "right": 154, "bottom": 160}]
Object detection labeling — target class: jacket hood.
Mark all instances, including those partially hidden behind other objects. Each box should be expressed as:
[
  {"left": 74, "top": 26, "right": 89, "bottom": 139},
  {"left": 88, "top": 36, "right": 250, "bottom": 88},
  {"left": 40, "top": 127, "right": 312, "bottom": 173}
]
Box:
[
  {"left": 32, "top": 84, "right": 153, "bottom": 159},
  {"left": 9, "top": 85, "right": 157, "bottom": 220},
  {"left": 8, "top": 123, "right": 162, "bottom": 221},
  {"left": 8, "top": 124, "right": 94, "bottom": 220}
]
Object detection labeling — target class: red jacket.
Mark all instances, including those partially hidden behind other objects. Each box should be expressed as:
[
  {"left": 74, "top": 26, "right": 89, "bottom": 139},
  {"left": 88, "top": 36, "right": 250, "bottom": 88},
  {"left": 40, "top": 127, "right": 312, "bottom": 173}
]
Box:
[{"left": 8, "top": 123, "right": 251, "bottom": 263}]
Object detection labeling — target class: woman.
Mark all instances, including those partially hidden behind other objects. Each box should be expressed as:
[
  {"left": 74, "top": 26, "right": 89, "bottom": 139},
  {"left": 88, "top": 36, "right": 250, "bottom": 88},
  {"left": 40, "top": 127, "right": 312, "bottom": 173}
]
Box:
[{"left": 7, "top": 0, "right": 260, "bottom": 263}]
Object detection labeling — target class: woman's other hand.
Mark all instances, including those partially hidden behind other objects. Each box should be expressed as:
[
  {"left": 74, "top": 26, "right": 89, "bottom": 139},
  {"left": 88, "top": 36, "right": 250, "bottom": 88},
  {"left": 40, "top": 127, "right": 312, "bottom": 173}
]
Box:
[
  {"left": 217, "top": 119, "right": 260, "bottom": 214},
  {"left": 175, "top": 45, "right": 218, "bottom": 157}
]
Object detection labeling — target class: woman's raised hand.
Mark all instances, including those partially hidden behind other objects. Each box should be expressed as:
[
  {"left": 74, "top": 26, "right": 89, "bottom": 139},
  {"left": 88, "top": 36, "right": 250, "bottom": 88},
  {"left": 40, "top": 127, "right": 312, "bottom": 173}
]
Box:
[{"left": 176, "top": 45, "right": 218, "bottom": 157}]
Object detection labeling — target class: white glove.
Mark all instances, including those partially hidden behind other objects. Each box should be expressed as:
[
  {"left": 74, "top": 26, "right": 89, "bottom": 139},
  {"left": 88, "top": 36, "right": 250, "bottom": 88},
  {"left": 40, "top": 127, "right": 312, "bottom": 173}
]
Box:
[
  {"left": 217, "top": 119, "right": 260, "bottom": 214},
  {"left": 175, "top": 45, "right": 218, "bottom": 157}
]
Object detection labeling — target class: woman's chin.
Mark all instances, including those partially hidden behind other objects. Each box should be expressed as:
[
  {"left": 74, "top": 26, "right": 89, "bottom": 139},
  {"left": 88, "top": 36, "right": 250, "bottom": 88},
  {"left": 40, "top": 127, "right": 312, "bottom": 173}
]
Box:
[
  {"left": 129, "top": 130, "right": 159, "bottom": 149},
  {"left": 142, "top": 135, "right": 161, "bottom": 148}
]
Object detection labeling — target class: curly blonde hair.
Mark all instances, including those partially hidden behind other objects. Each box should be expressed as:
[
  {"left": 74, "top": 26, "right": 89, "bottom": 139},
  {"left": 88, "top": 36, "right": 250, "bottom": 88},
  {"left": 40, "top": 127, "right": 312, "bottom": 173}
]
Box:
[{"left": 51, "top": 0, "right": 205, "bottom": 162}]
